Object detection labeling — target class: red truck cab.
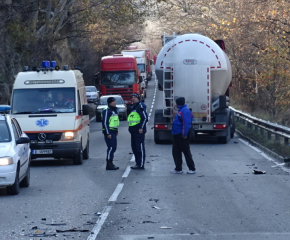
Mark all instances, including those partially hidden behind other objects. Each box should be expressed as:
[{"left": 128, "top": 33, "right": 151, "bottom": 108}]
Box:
[{"left": 99, "top": 54, "right": 140, "bottom": 109}]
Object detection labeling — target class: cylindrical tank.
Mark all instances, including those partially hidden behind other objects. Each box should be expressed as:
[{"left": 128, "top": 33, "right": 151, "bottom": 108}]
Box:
[{"left": 155, "top": 33, "right": 232, "bottom": 102}]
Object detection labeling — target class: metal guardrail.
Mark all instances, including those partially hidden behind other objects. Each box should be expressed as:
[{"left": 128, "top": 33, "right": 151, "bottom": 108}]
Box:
[{"left": 230, "top": 107, "right": 290, "bottom": 145}]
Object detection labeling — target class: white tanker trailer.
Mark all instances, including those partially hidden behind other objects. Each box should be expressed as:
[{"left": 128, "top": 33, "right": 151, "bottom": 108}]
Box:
[{"left": 154, "top": 33, "right": 235, "bottom": 143}]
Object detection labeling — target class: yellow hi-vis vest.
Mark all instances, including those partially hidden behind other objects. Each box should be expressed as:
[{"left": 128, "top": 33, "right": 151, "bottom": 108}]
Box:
[
  {"left": 102, "top": 107, "right": 120, "bottom": 129},
  {"left": 128, "top": 110, "right": 141, "bottom": 126}
]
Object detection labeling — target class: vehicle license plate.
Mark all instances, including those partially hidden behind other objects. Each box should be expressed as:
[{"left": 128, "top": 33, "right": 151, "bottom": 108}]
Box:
[{"left": 32, "top": 149, "right": 53, "bottom": 154}]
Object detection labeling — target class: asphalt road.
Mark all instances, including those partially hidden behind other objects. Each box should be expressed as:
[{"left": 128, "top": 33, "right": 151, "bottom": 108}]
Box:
[{"left": 1, "top": 75, "right": 290, "bottom": 240}]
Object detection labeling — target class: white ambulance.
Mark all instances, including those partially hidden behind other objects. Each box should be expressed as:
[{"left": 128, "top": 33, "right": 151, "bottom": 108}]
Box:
[{"left": 10, "top": 61, "right": 90, "bottom": 165}]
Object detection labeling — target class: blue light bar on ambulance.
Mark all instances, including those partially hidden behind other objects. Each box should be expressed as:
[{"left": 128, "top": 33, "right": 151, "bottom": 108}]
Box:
[
  {"left": 0, "top": 105, "right": 11, "bottom": 113},
  {"left": 42, "top": 61, "right": 50, "bottom": 68},
  {"left": 24, "top": 79, "right": 65, "bottom": 85},
  {"left": 50, "top": 61, "right": 56, "bottom": 68}
]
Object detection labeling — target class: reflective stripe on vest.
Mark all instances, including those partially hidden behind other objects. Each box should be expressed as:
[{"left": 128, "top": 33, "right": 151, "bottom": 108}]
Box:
[
  {"left": 128, "top": 110, "right": 141, "bottom": 126},
  {"left": 102, "top": 107, "right": 120, "bottom": 129}
]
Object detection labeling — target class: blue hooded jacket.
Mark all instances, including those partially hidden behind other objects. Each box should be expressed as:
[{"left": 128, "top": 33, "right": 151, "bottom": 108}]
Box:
[{"left": 172, "top": 105, "right": 193, "bottom": 137}]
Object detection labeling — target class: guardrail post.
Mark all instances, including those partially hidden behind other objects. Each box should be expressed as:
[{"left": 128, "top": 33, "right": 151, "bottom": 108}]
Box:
[
  {"left": 267, "top": 131, "right": 271, "bottom": 141},
  {"left": 260, "top": 128, "right": 264, "bottom": 136},
  {"left": 275, "top": 134, "right": 279, "bottom": 142},
  {"left": 255, "top": 125, "right": 258, "bottom": 133},
  {"left": 247, "top": 122, "right": 252, "bottom": 130},
  {"left": 284, "top": 137, "right": 289, "bottom": 145}
]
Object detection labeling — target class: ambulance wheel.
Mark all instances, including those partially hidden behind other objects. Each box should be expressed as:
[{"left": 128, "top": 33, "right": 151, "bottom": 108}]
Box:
[
  {"left": 73, "top": 147, "right": 83, "bottom": 165},
  {"left": 83, "top": 139, "right": 89, "bottom": 160}
]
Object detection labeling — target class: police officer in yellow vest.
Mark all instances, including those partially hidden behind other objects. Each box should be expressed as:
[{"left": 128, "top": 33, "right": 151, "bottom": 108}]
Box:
[
  {"left": 128, "top": 93, "right": 148, "bottom": 169},
  {"left": 102, "top": 97, "right": 120, "bottom": 170}
]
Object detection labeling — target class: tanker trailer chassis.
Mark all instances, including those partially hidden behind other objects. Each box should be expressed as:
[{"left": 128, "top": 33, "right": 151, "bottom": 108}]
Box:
[{"left": 154, "top": 96, "right": 235, "bottom": 144}]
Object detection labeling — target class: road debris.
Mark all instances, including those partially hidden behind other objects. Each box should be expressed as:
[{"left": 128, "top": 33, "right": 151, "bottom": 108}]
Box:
[
  {"left": 149, "top": 198, "right": 159, "bottom": 203},
  {"left": 56, "top": 228, "right": 90, "bottom": 233},
  {"left": 252, "top": 170, "right": 266, "bottom": 174},
  {"left": 152, "top": 206, "right": 162, "bottom": 210},
  {"left": 142, "top": 221, "right": 159, "bottom": 223},
  {"left": 160, "top": 226, "right": 172, "bottom": 229}
]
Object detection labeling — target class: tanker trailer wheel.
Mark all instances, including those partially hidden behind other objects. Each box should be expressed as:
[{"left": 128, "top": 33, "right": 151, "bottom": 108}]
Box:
[
  {"left": 230, "top": 110, "right": 235, "bottom": 138},
  {"left": 154, "top": 109, "right": 164, "bottom": 144}
]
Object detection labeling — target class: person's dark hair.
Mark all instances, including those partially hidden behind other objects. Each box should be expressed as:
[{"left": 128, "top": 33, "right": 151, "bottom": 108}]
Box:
[
  {"left": 175, "top": 97, "right": 185, "bottom": 106},
  {"left": 131, "top": 93, "right": 140, "bottom": 100},
  {"left": 107, "top": 97, "right": 116, "bottom": 104}
]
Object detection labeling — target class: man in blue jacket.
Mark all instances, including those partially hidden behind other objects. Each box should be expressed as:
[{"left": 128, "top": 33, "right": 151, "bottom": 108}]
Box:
[
  {"left": 127, "top": 93, "right": 148, "bottom": 169},
  {"left": 170, "top": 97, "right": 196, "bottom": 174},
  {"left": 102, "top": 97, "right": 120, "bottom": 170}
]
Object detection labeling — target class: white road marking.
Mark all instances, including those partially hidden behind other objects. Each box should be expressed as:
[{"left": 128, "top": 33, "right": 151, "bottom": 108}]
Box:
[
  {"left": 108, "top": 183, "right": 124, "bottom": 202},
  {"left": 87, "top": 206, "right": 112, "bottom": 240},
  {"left": 122, "top": 165, "right": 131, "bottom": 178},
  {"left": 239, "top": 138, "right": 290, "bottom": 173}
]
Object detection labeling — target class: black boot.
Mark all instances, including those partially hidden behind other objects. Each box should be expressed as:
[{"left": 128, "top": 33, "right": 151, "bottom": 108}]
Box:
[{"left": 106, "top": 160, "right": 119, "bottom": 170}]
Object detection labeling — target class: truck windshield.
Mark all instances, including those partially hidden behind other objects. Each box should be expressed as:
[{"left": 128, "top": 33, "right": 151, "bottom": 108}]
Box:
[
  {"left": 0, "top": 121, "right": 11, "bottom": 142},
  {"left": 137, "top": 64, "right": 145, "bottom": 73},
  {"left": 11, "top": 88, "right": 76, "bottom": 114},
  {"left": 101, "top": 71, "right": 135, "bottom": 85}
]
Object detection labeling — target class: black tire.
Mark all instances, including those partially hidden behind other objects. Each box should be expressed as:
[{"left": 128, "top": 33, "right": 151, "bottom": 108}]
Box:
[
  {"left": 7, "top": 165, "right": 20, "bottom": 195},
  {"left": 73, "top": 146, "right": 83, "bottom": 165},
  {"left": 20, "top": 156, "right": 31, "bottom": 188},
  {"left": 83, "top": 139, "right": 89, "bottom": 160},
  {"left": 154, "top": 137, "right": 162, "bottom": 144}
]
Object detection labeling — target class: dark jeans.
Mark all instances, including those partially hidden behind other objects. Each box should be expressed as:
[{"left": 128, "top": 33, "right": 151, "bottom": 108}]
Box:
[
  {"left": 172, "top": 134, "right": 195, "bottom": 171},
  {"left": 104, "top": 131, "right": 117, "bottom": 160},
  {"left": 130, "top": 132, "right": 145, "bottom": 167}
]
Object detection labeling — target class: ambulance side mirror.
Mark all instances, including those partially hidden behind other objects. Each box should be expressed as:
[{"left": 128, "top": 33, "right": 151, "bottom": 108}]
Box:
[{"left": 82, "top": 104, "right": 90, "bottom": 115}]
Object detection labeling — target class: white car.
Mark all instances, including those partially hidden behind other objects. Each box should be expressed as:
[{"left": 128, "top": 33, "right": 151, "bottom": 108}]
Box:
[
  {"left": 85, "top": 86, "right": 99, "bottom": 103},
  {"left": 95, "top": 95, "right": 127, "bottom": 122},
  {"left": 0, "top": 105, "right": 31, "bottom": 195}
]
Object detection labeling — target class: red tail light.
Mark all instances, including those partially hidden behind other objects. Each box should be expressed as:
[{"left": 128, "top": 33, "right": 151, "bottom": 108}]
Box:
[
  {"left": 155, "top": 124, "right": 168, "bottom": 130},
  {"left": 213, "top": 124, "right": 226, "bottom": 129}
]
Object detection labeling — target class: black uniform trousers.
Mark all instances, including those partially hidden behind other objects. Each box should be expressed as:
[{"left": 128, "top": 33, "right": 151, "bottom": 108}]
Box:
[
  {"left": 130, "top": 131, "right": 145, "bottom": 167},
  {"left": 104, "top": 131, "right": 117, "bottom": 160},
  {"left": 172, "top": 134, "right": 195, "bottom": 171}
]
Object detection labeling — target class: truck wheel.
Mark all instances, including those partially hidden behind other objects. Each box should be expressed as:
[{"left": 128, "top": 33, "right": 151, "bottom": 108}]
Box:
[
  {"left": 20, "top": 156, "right": 31, "bottom": 187},
  {"left": 7, "top": 165, "right": 20, "bottom": 195},
  {"left": 83, "top": 139, "right": 89, "bottom": 160},
  {"left": 73, "top": 146, "right": 83, "bottom": 165}
]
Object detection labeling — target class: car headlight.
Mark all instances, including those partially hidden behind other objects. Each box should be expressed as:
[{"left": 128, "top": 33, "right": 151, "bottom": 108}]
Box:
[
  {"left": 0, "top": 157, "right": 13, "bottom": 166},
  {"left": 61, "top": 131, "right": 77, "bottom": 140}
]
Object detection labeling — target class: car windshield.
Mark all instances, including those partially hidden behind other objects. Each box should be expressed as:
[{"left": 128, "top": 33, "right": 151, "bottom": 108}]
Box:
[
  {"left": 99, "top": 97, "right": 123, "bottom": 105},
  {"left": 101, "top": 71, "right": 135, "bottom": 85},
  {"left": 0, "top": 121, "right": 11, "bottom": 142},
  {"left": 137, "top": 64, "right": 145, "bottom": 73},
  {"left": 11, "top": 88, "right": 76, "bottom": 114},
  {"left": 86, "top": 87, "right": 97, "bottom": 92}
]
